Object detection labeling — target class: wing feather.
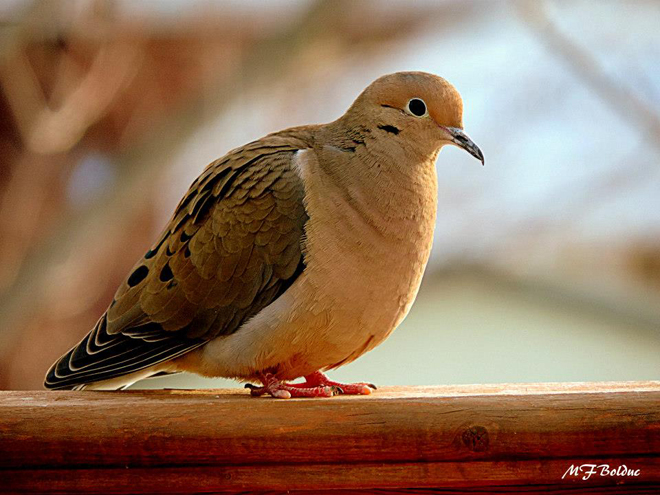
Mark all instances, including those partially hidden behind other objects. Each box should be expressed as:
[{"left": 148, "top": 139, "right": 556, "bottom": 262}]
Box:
[{"left": 45, "top": 133, "right": 311, "bottom": 389}]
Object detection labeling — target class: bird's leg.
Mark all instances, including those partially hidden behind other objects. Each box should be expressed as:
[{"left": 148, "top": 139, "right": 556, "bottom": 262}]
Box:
[
  {"left": 288, "top": 371, "right": 377, "bottom": 395},
  {"left": 245, "top": 372, "right": 339, "bottom": 399}
]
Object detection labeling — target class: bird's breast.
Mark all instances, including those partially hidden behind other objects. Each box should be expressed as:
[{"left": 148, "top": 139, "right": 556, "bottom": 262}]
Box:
[{"left": 300, "top": 149, "right": 438, "bottom": 359}]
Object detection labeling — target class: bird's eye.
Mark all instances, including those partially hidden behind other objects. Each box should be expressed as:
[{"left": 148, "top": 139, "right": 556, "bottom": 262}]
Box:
[{"left": 406, "top": 98, "right": 427, "bottom": 117}]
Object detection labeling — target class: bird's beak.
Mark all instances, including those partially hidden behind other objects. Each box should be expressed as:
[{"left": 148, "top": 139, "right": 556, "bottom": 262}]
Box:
[{"left": 445, "top": 127, "right": 484, "bottom": 165}]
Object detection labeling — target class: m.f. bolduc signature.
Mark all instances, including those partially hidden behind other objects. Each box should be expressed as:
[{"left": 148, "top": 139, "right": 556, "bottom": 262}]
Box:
[{"left": 563, "top": 464, "right": 641, "bottom": 481}]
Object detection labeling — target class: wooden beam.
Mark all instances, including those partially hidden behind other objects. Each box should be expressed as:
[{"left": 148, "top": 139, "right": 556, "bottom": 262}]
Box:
[{"left": 1, "top": 381, "right": 659, "bottom": 493}]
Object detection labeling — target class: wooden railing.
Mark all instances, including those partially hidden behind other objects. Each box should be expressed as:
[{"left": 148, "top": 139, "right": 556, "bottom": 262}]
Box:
[{"left": 2, "top": 381, "right": 659, "bottom": 493}]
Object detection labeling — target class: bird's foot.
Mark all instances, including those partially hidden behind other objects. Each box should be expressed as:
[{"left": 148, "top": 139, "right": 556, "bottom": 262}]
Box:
[
  {"left": 245, "top": 372, "right": 338, "bottom": 399},
  {"left": 245, "top": 371, "right": 376, "bottom": 399},
  {"left": 294, "top": 371, "right": 377, "bottom": 395}
]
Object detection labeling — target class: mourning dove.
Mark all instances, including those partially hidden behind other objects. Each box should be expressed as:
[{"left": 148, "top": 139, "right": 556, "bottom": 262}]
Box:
[{"left": 45, "top": 72, "right": 484, "bottom": 398}]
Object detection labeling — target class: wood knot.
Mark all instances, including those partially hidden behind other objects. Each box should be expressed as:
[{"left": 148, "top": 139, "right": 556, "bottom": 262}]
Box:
[{"left": 461, "top": 425, "right": 489, "bottom": 452}]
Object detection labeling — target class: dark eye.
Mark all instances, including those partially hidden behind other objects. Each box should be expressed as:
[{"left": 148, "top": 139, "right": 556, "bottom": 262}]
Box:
[{"left": 407, "top": 98, "right": 427, "bottom": 117}]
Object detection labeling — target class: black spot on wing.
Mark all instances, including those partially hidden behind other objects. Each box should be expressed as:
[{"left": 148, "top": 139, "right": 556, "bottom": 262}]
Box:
[
  {"left": 127, "top": 266, "right": 149, "bottom": 287},
  {"left": 159, "top": 262, "right": 174, "bottom": 282},
  {"left": 180, "top": 231, "right": 192, "bottom": 243}
]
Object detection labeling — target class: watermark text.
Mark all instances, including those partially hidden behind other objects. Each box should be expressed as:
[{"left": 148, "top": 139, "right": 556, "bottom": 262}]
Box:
[{"left": 563, "top": 464, "right": 640, "bottom": 481}]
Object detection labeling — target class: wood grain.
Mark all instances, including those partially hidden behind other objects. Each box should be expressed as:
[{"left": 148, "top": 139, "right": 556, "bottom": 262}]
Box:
[{"left": 1, "top": 381, "right": 659, "bottom": 493}]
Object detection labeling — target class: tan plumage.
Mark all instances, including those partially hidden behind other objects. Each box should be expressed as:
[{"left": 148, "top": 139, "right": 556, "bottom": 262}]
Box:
[{"left": 45, "top": 72, "right": 483, "bottom": 397}]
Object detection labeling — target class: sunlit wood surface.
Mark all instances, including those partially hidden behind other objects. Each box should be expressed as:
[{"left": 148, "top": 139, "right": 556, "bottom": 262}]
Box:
[{"left": 2, "top": 381, "right": 659, "bottom": 493}]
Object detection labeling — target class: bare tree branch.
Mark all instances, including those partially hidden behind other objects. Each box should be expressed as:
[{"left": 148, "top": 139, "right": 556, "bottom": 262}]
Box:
[
  {"left": 515, "top": 0, "right": 660, "bottom": 153},
  {"left": 0, "top": 37, "right": 142, "bottom": 154}
]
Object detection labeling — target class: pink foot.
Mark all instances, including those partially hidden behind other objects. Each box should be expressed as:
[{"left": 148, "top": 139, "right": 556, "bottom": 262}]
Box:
[
  {"left": 292, "top": 371, "right": 377, "bottom": 395},
  {"left": 245, "top": 371, "right": 376, "bottom": 399},
  {"left": 245, "top": 372, "right": 337, "bottom": 399}
]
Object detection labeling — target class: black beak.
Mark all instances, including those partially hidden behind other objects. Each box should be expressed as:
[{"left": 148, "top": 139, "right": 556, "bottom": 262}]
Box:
[{"left": 446, "top": 127, "right": 484, "bottom": 165}]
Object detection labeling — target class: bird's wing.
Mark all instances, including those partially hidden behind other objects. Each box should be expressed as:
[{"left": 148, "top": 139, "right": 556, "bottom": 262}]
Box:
[{"left": 45, "top": 134, "right": 310, "bottom": 389}]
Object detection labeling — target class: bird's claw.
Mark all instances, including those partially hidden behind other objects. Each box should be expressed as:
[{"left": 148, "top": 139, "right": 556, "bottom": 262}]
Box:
[
  {"left": 245, "top": 383, "right": 267, "bottom": 397},
  {"left": 331, "top": 386, "right": 344, "bottom": 396},
  {"left": 247, "top": 372, "right": 376, "bottom": 398}
]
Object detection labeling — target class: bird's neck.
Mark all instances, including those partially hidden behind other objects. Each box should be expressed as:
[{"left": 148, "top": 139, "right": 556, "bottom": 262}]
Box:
[
  {"left": 312, "top": 124, "right": 439, "bottom": 233},
  {"left": 294, "top": 134, "right": 438, "bottom": 320}
]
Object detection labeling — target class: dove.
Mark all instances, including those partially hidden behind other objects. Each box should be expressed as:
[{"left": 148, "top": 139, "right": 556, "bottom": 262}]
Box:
[{"left": 45, "top": 71, "right": 484, "bottom": 398}]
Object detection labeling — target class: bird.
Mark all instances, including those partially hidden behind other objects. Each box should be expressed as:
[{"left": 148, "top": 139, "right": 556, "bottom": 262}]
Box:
[{"left": 45, "top": 71, "right": 484, "bottom": 398}]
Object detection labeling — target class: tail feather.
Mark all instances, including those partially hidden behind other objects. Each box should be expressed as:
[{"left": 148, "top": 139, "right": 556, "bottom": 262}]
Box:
[{"left": 44, "top": 314, "right": 204, "bottom": 390}]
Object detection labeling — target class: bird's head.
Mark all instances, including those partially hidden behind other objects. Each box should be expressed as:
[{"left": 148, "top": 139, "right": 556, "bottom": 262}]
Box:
[{"left": 346, "top": 71, "right": 484, "bottom": 165}]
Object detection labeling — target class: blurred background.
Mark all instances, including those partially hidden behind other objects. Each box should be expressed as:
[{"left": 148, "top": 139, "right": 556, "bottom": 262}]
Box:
[{"left": 0, "top": 0, "right": 658, "bottom": 391}]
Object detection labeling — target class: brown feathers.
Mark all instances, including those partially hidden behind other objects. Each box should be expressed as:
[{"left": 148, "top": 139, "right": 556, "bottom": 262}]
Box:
[{"left": 45, "top": 134, "right": 310, "bottom": 389}]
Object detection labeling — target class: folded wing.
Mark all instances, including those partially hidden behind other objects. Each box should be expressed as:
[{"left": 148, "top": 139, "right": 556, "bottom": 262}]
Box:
[{"left": 45, "top": 134, "right": 310, "bottom": 389}]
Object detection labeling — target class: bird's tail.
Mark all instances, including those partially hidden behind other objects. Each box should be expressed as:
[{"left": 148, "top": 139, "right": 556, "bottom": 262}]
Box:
[{"left": 44, "top": 313, "right": 203, "bottom": 390}]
